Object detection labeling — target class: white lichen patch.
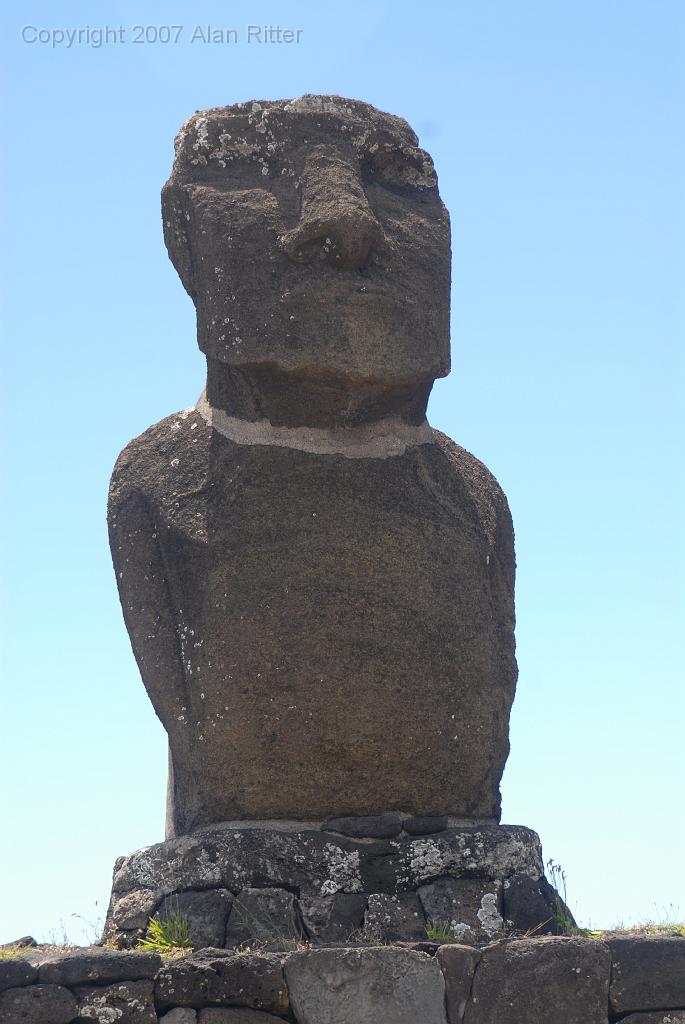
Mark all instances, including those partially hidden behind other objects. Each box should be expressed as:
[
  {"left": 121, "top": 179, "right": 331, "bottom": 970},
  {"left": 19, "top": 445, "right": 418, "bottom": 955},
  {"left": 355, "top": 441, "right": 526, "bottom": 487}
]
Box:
[
  {"left": 408, "top": 838, "right": 446, "bottom": 883},
  {"left": 477, "top": 891, "right": 504, "bottom": 938},
  {"left": 320, "top": 844, "right": 362, "bottom": 895}
]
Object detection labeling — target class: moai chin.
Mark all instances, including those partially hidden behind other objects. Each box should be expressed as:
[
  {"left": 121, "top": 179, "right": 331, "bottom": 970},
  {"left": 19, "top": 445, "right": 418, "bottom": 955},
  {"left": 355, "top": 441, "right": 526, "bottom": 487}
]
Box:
[{"left": 108, "top": 95, "right": 518, "bottom": 839}]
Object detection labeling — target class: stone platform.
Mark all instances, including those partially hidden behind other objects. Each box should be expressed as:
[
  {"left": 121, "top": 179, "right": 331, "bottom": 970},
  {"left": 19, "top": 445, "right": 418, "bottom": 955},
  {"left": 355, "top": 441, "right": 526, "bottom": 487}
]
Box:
[
  {"left": 3, "top": 935, "right": 685, "bottom": 1023},
  {"left": 103, "top": 819, "right": 563, "bottom": 950}
]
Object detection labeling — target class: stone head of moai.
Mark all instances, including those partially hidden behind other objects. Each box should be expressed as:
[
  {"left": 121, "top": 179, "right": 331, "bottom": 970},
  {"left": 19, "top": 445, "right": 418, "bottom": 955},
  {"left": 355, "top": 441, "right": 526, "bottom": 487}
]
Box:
[
  {"left": 161, "top": 95, "right": 451, "bottom": 426},
  {"left": 109, "top": 96, "right": 517, "bottom": 839}
]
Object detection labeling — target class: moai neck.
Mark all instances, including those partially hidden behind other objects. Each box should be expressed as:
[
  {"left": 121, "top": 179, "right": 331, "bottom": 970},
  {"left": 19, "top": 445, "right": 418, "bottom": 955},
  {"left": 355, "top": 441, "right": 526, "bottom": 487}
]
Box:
[{"left": 205, "top": 357, "right": 434, "bottom": 431}]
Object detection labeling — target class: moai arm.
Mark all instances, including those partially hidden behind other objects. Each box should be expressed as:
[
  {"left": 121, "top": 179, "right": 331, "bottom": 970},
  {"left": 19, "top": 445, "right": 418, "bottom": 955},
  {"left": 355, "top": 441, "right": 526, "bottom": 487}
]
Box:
[{"left": 108, "top": 446, "right": 189, "bottom": 730}]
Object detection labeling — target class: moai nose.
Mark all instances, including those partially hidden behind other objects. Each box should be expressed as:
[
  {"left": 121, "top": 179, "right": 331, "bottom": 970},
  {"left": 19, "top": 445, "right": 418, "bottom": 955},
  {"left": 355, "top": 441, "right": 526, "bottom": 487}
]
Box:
[{"left": 280, "top": 150, "right": 383, "bottom": 270}]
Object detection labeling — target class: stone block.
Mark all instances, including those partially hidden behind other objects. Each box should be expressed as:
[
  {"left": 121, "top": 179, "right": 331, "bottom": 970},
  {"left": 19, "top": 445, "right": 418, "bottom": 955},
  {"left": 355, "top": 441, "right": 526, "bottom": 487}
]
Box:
[
  {"left": 285, "top": 946, "right": 448, "bottom": 1024},
  {"left": 0, "top": 982, "right": 77, "bottom": 1024},
  {"left": 418, "top": 878, "right": 503, "bottom": 943},
  {"left": 74, "top": 979, "right": 156, "bottom": 1023},
  {"left": 225, "top": 888, "right": 302, "bottom": 948},
  {"left": 364, "top": 892, "right": 426, "bottom": 941},
  {"left": 502, "top": 873, "right": 571, "bottom": 935},
  {"left": 404, "top": 816, "right": 448, "bottom": 836},
  {"left": 463, "top": 936, "right": 610, "bottom": 1024},
  {"left": 299, "top": 894, "right": 367, "bottom": 943},
  {"left": 158, "top": 889, "right": 233, "bottom": 949},
  {"left": 38, "top": 948, "right": 162, "bottom": 986},
  {"left": 159, "top": 1011, "right": 197, "bottom": 1024},
  {"left": 436, "top": 944, "right": 481, "bottom": 1022},
  {"left": 322, "top": 814, "right": 403, "bottom": 839},
  {"left": 155, "top": 950, "right": 289, "bottom": 1015},
  {"left": 0, "top": 957, "right": 37, "bottom": 993},
  {"left": 608, "top": 936, "right": 685, "bottom": 1014},
  {"left": 112, "top": 888, "right": 162, "bottom": 930}
]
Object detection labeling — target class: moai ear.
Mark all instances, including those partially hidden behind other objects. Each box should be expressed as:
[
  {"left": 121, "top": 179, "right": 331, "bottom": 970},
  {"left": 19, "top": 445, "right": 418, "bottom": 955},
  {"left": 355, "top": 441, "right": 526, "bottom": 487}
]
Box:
[{"left": 161, "top": 181, "right": 196, "bottom": 301}]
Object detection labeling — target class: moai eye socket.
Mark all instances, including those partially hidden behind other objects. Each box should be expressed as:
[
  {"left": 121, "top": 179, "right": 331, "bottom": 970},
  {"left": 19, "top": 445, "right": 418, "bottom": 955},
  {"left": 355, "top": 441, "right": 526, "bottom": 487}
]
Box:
[{"left": 363, "top": 143, "right": 437, "bottom": 192}]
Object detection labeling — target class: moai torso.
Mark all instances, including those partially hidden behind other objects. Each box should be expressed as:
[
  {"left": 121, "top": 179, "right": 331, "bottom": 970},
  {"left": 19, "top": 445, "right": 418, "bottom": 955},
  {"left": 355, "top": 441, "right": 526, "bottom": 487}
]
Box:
[{"left": 109, "top": 96, "right": 517, "bottom": 838}]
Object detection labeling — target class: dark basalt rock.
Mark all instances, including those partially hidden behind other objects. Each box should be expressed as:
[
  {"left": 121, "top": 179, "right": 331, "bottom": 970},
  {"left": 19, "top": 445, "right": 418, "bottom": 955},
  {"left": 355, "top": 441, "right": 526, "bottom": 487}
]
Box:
[
  {"left": 0, "top": 958, "right": 37, "bottom": 993},
  {"left": 608, "top": 935, "right": 685, "bottom": 1014},
  {"left": 463, "top": 937, "right": 611, "bottom": 1024},
  {"left": 322, "top": 814, "right": 403, "bottom": 839},
  {"left": 154, "top": 950, "right": 289, "bottom": 1016},
  {"left": 37, "top": 948, "right": 162, "bottom": 986},
  {"left": 74, "top": 979, "right": 156, "bottom": 1024},
  {"left": 224, "top": 888, "right": 303, "bottom": 949},
  {"left": 103, "top": 823, "right": 544, "bottom": 949},
  {"left": 502, "top": 873, "right": 573, "bottom": 935},
  {"left": 404, "top": 816, "right": 449, "bottom": 836},
  {"left": 0, "top": 983, "right": 77, "bottom": 1024},
  {"left": 160, "top": 889, "right": 233, "bottom": 951},
  {"left": 364, "top": 892, "right": 426, "bottom": 941},
  {"left": 299, "top": 894, "right": 367, "bottom": 944}
]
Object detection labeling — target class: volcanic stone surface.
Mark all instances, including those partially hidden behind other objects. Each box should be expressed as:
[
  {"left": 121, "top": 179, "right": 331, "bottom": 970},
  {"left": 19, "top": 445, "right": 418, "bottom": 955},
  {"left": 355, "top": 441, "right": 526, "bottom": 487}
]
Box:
[{"left": 108, "top": 94, "right": 518, "bottom": 835}]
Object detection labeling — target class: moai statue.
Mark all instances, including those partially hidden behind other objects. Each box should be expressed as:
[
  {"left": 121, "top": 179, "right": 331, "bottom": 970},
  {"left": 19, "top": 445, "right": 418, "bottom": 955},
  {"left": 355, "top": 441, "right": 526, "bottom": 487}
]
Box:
[{"left": 108, "top": 95, "right": 517, "bottom": 841}]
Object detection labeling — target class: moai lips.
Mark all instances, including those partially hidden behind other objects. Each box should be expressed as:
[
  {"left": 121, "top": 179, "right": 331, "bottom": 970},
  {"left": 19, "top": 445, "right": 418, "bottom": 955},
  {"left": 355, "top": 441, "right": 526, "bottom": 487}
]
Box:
[{"left": 108, "top": 95, "right": 517, "bottom": 837}]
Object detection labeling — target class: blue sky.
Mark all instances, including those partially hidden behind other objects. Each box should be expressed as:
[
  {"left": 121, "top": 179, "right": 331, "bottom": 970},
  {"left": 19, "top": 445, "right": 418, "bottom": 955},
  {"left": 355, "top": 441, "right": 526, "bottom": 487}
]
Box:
[{"left": 1, "top": 0, "right": 683, "bottom": 943}]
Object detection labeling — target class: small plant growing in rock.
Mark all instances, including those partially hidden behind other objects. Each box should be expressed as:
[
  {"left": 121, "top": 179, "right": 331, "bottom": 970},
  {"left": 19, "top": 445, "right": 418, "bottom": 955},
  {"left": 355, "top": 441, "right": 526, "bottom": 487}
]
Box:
[
  {"left": 425, "top": 920, "right": 455, "bottom": 943},
  {"left": 138, "top": 911, "right": 192, "bottom": 953}
]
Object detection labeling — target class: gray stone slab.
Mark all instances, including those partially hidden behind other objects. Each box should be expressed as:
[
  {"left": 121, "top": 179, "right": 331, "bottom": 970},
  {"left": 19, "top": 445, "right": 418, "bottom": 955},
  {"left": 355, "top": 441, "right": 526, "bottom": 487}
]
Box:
[
  {"left": 74, "top": 979, "right": 156, "bottom": 1024},
  {"left": 155, "top": 950, "right": 289, "bottom": 1015},
  {"left": 0, "top": 957, "right": 37, "bottom": 993},
  {"left": 463, "top": 937, "right": 610, "bottom": 1024},
  {"left": 0, "top": 983, "right": 77, "bottom": 1024},
  {"left": 37, "top": 948, "right": 162, "bottom": 985},
  {"left": 436, "top": 944, "right": 481, "bottom": 1023},
  {"left": 285, "top": 946, "right": 448, "bottom": 1024},
  {"left": 608, "top": 936, "right": 685, "bottom": 1014}
]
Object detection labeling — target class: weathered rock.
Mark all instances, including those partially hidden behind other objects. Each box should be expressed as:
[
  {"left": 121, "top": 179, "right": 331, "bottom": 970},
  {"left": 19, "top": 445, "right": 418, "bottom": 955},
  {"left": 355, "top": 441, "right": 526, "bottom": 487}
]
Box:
[
  {"left": 299, "top": 894, "right": 367, "bottom": 943},
  {"left": 0, "top": 957, "right": 37, "bottom": 993},
  {"left": 418, "top": 878, "right": 503, "bottom": 943},
  {"left": 608, "top": 936, "right": 685, "bottom": 1014},
  {"left": 109, "top": 95, "right": 517, "bottom": 836},
  {"left": 0, "top": 937, "right": 36, "bottom": 949},
  {"left": 159, "top": 1011, "right": 197, "bottom": 1024},
  {"left": 159, "top": 889, "right": 233, "bottom": 949},
  {"left": 38, "top": 948, "right": 161, "bottom": 986},
  {"left": 285, "top": 946, "right": 448, "bottom": 1024},
  {"left": 225, "top": 888, "right": 302, "bottom": 948},
  {"left": 109, "top": 824, "right": 543, "bottom": 902},
  {"left": 112, "top": 888, "right": 162, "bottom": 930},
  {"left": 463, "top": 937, "right": 610, "bottom": 1024},
  {"left": 404, "top": 816, "right": 448, "bottom": 836},
  {"left": 74, "top": 980, "right": 156, "bottom": 1024},
  {"left": 154, "top": 950, "right": 288, "bottom": 1015},
  {"left": 619, "top": 1014, "right": 685, "bottom": 1023},
  {"left": 502, "top": 872, "right": 572, "bottom": 934},
  {"left": 198, "top": 1010, "right": 288, "bottom": 1023},
  {"left": 322, "top": 814, "right": 403, "bottom": 838},
  {"left": 0, "top": 983, "right": 77, "bottom": 1024},
  {"left": 364, "top": 893, "right": 426, "bottom": 941},
  {"left": 436, "top": 944, "right": 481, "bottom": 1023}
]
